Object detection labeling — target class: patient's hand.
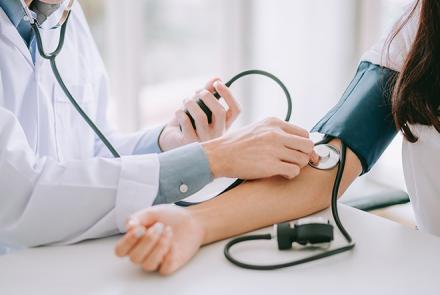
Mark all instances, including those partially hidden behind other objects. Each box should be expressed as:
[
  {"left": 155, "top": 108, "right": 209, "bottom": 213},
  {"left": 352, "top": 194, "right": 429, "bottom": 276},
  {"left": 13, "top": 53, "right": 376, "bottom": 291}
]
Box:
[
  {"left": 114, "top": 205, "right": 204, "bottom": 276},
  {"left": 159, "top": 78, "right": 241, "bottom": 151}
]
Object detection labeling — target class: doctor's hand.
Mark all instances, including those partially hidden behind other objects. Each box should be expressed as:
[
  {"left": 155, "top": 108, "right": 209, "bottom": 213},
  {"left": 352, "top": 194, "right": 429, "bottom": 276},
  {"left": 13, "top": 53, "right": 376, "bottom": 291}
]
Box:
[
  {"left": 159, "top": 78, "right": 241, "bottom": 151},
  {"left": 114, "top": 205, "right": 204, "bottom": 276},
  {"left": 202, "top": 117, "right": 317, "bottom": 180}
]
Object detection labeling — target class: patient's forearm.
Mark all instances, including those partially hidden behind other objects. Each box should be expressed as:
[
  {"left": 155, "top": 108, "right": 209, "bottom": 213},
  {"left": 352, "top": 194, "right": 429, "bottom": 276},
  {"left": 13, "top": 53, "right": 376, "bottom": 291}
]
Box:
[{"left": 189, "top": 140, "right": 362, "bottom": 245}]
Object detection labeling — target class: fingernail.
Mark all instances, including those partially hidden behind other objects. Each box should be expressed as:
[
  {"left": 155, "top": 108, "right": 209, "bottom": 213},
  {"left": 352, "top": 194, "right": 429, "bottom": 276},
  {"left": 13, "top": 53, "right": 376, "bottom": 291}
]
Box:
[
  {"left": 128, "top": 218, "right": 140, "bottom": 228},
  {"left": 152, "top": 223, "right": 164, "bottom": 234},
  {"left": 213, "top": 80, "right": 220, "bottom": 89},
  {"left": 134, "top": 227, "right": 146, "bottom": 238},
  {"left": 310, "top": 152, "right": 320, "bottom": 164}
]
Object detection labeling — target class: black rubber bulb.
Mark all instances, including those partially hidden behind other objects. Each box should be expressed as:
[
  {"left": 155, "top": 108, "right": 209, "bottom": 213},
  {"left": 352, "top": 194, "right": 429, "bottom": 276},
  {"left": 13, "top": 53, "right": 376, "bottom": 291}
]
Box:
[{"left": 185, "top": 92, "right": 221, "bottom": 129}]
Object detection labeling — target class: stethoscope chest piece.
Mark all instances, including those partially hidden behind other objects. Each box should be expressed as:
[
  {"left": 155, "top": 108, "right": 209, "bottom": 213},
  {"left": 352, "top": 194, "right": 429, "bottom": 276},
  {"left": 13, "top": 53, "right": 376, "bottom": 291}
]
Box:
[{"left": 309, "top": 144, "right": 340, "bottom": 170}]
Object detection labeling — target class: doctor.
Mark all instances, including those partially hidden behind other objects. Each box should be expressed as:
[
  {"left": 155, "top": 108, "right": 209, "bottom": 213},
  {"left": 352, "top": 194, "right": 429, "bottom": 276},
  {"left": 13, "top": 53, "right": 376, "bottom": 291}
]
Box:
[{"left": 0, "top": 0, "right": 316, "bottom": 247}]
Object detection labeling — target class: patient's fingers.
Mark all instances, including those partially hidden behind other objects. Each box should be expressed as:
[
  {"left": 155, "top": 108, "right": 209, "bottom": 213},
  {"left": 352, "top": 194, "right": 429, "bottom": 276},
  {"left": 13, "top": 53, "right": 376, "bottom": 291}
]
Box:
[
  {"left": 114, "top": 226, "right": 146, "bottom": 257},
  {"left": 129, "top": 208, "right": 158, "bottom": 229},
  {"left": 128, "top": 223, "right": 164, "bottom": 264},
  {"left": 142, "top": 226, "right": 173, "bottom": 272},
  {"left": 159, "top": 245, "right": 177, "bottom": 276}
]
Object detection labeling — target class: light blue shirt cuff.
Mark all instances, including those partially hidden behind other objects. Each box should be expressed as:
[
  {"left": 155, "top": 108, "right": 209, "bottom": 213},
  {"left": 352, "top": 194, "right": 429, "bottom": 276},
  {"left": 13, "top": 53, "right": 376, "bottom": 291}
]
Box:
[
  {"left": 154, "top": 142, "right": 213, "bottom": 205},
  {"left": 133, "top": 126, "right": 165, "bottom": 155}
]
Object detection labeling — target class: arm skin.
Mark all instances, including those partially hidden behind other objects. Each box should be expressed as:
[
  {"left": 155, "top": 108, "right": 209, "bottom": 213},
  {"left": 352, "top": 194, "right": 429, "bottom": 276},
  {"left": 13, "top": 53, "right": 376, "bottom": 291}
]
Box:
[{"left": 190, "top": 139, "right": 362, "bottom": 245}]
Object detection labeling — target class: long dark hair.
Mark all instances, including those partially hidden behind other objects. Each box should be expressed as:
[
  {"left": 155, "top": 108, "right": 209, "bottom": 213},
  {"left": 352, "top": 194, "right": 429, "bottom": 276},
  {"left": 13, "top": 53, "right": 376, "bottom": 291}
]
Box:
[{"left": 389, "top": 0, "right": 440, "bottom": 142}]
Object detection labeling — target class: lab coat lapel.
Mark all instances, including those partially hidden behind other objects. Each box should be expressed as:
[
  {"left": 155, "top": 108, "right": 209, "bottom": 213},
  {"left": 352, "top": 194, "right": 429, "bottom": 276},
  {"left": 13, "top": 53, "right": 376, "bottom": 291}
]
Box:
[{"left": 0, "top": 8, "right": 34, "bottom": 68}]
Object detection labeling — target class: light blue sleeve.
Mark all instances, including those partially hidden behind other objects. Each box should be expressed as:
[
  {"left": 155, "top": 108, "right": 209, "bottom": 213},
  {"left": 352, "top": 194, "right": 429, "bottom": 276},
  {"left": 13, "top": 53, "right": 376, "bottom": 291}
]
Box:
[
  {"left": 133, "top": 127, "right": 213, "bottom": 204},
  {"left": 154, "top": 143, "right": 213, "bottom": 205},
  {"left": 133, "top": 126, "right": 165, "bottom": 155}
]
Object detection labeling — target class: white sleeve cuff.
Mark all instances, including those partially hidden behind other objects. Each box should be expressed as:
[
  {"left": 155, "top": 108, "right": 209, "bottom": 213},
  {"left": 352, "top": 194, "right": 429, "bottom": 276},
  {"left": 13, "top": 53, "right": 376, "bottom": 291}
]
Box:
[{"left": 115, "top": 154, "right": 160, "bottom": 232}]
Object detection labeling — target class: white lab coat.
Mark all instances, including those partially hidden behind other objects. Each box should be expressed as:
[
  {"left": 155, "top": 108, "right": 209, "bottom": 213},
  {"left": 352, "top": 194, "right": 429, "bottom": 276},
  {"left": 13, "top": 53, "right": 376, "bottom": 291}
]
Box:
[{"left": 0, "top": 3, "right": 159, "bottom": 247}]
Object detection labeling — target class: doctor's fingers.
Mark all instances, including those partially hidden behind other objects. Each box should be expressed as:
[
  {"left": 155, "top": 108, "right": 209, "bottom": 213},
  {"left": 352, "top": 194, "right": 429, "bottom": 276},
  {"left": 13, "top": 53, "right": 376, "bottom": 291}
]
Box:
[
  {"left": 198, "top": 90, "right": 226, "bottom": 132},
  {"left": 176, "top": 110, "right": 198, "bottom": 141},
  {"left": 115, "top": 226, "right": 146, "bottom": 257},
  {"left": 265, "top": 118, "right": 309, "bottom": 138},
  {"left": 184, "top": 100, "right": 210, "bottom": 140},
  {"left": 277, "top": 148, "right": 310, "bottom": 168},
  {"left": 142, "top": 226, "right": 173, "bottom": 272},
  {"left": 280, "top": 133, "right": 315, "bottom": 155},
  {"left": 128, "top": 223, "right": 165, "bottom": 264},
  {"left": 203, "top": 77, "right": 222, "bottom": 93},
  {"left": 277, "top": 162, "right": 301, "bottom": 180},
  {"left": 213, "top": 81, "right": 241, "bottom": 129}
]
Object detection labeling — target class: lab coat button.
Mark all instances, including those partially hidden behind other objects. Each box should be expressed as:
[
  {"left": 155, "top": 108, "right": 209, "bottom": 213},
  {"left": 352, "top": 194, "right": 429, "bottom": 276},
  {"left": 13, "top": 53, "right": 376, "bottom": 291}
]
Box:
[{"left": 179, "top": 184, "right": 189, "bottom": 194}]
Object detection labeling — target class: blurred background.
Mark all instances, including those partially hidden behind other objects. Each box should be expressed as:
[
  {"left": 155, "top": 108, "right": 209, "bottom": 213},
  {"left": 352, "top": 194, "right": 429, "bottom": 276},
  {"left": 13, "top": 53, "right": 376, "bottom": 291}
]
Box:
[{"left": 79, "top": 0, "right": 414, "bottom": 223}]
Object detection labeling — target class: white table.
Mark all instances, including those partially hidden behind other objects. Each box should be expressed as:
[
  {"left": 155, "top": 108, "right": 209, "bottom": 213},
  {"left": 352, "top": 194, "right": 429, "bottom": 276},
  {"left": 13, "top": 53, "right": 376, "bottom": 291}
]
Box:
[{"left": 1, "top": 204, "right": 440, "bottom": 295}]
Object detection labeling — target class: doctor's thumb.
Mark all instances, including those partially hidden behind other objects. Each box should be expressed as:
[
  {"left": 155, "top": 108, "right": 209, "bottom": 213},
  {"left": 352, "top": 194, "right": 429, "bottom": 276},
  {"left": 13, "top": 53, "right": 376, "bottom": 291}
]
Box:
[{"left": 309, "top": 150, "right": 320, "bottom": 165}]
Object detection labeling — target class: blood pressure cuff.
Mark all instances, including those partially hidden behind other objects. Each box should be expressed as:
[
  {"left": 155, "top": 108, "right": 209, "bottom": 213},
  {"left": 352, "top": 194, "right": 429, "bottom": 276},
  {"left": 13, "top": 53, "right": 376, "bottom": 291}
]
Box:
[{"left": 311, "top": 61, "right": 398, "bottom": 175}]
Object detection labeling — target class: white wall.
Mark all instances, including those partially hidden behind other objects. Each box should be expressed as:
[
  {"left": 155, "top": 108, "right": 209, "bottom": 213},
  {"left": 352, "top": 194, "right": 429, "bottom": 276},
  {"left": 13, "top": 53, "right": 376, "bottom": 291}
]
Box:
[{"left": 244, "top": 0, "right": 360, "bottom": 130}]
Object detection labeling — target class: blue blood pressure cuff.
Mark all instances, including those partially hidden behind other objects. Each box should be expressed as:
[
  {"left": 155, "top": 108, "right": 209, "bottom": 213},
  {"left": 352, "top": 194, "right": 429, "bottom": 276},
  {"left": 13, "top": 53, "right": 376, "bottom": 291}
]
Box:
[{"left": 311, "top": 61, "right": 398, "bottom": 174}]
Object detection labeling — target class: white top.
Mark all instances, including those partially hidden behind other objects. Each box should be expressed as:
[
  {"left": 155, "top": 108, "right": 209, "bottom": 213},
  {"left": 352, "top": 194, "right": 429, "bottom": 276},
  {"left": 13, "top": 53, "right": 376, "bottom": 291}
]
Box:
[
  {"left": 362, "top": 1, "right": 440, "bottom": 235},
  {"left": 403, "top": 125, "right": 440, "bottom": 235},
  {"left": 0, "top": 3, "right": 160, "bottom": 247}
]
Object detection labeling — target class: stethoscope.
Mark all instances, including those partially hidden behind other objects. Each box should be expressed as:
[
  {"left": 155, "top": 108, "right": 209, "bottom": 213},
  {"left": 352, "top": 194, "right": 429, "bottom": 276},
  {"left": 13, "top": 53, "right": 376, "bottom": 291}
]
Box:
[{"left": 23, "top": 1, "right": 354, "bottom": 270}]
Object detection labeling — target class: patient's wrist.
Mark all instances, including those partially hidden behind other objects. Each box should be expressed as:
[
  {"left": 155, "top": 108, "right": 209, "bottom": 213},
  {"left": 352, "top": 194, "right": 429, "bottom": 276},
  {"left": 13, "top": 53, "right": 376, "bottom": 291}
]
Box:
[{"left": 187, "top": 207, "right": 211, "bottom": 245}]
